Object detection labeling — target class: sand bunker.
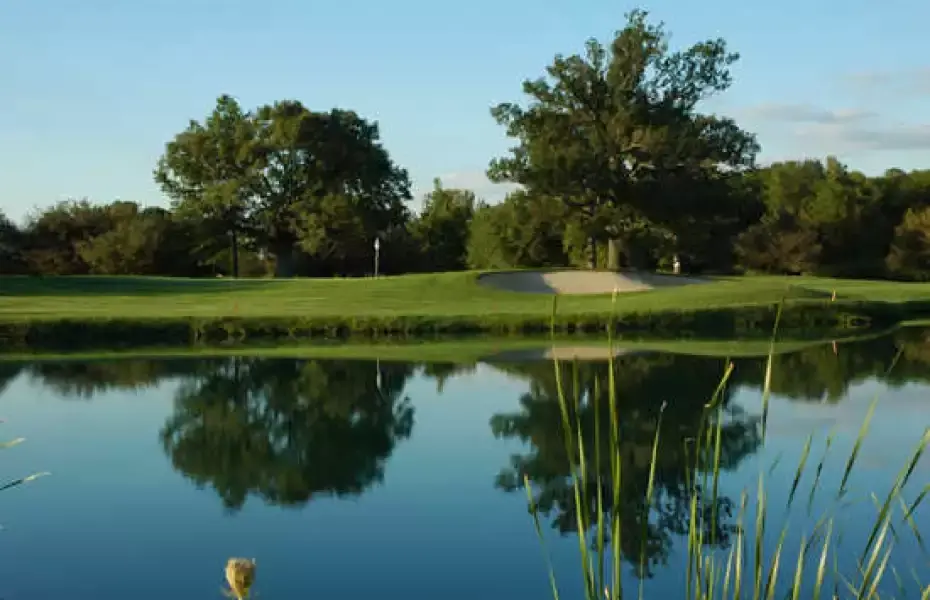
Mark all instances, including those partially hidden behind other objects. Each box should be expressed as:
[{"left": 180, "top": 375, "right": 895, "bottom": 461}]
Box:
[
  {"left": 484, "top": 346, "right": 638, "bottom": 362},
  {"left": 478, "top": 269, "right": 706, "bottom": 295}
]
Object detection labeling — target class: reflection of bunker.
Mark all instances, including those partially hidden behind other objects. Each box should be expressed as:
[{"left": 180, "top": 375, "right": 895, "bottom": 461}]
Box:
[
  {"left": 477, "top": 269, "right": 707, "bottom": 295},
  {"left": 483, "top": 346, "right": 640, "bottom": 363}
]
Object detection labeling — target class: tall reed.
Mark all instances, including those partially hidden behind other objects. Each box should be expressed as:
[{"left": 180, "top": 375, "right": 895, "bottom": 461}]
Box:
[{"left": 523, "top": 296, "right": 929, "bottom": 599}]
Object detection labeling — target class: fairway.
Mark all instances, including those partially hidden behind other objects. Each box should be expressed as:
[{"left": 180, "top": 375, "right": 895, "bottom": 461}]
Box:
[{"left": 2, "top": 271, "right": 929, "bottom": 322}]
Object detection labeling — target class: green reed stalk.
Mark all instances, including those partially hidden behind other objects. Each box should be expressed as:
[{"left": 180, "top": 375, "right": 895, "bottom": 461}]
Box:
[
  {"left": 532, "top": 295, "right": 928, "bottom": 600},
  {"left": 523, "top": 474, "right": 562, "bottom": 600}
]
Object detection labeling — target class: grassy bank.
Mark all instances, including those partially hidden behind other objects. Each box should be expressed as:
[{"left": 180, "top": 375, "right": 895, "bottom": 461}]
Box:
[
  {"left": 0, "top": 333, "right": 884, "bottom": 364},
  {"left": 1, "top": 272, "right": 929, "bottom": 350}
]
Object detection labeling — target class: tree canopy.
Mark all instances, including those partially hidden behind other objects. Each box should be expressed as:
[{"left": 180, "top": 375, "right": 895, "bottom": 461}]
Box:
[
  {"left": 153, "top": 96, "right": 411, "bottom": 277},
  {"left": 487, "top": 9, "right": 759, "bottom": 268},
  {"left": 2, "top": 11, "right": 929, "bottom": 281}
]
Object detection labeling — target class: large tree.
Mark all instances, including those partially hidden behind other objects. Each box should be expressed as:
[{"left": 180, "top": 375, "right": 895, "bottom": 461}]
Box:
[
  {"left": 251, "top": 102, "right": 412, "bottom": 276},
  {"left": 155, "top": 95, "right": 264, "bottom": 278},
  {"left": 487, "top": 9, "right": 758, "bottom": 268},
  {"left": 155, "top": 96, "right": 412, "bottom": 278}
]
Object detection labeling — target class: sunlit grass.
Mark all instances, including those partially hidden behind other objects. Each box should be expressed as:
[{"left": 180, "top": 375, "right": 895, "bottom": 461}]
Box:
[
  {"left": 1, "top": 272, "right": 928, "bottom": 321},
  {"left": 525, "top": 296, "right": 930, "bottom": 599}
]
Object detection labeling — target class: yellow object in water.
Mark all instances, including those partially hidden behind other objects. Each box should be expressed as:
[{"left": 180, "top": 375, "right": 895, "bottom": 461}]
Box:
[{"left": 224, "top": 557, "right": 256, "bottom": 599}]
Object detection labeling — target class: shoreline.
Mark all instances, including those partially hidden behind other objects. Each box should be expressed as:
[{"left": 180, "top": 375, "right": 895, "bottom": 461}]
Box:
[
  {"left": 1, "top": 299, "right": 926, "bottom": 353},
  {"left": 0, "top": 327, "right": 901, "bottom": 363},
  {"left": 2, "top": 272, "right": 929, "bottom": 352}
]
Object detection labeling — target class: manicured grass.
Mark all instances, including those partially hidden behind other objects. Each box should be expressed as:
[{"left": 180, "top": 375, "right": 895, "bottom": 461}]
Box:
[
  {"left": 0, "top": 272, "right": 928, "bottom": 348},
  {"left": 0, "top": 333, "right": 881, "bottom": 364},
  {"left": 0, "top": 271, "right": 928, "bottom": 320}
]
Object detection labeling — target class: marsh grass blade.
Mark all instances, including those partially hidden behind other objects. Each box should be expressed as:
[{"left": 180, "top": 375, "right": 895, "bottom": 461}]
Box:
[
  {"left": 528, "top": 299, "right": 927, "bottom": 600},
  {"left": 2, "top": 422, "right": 49, "bottom": 494},
  {"left": 0, "top": 471, "right": 50, "bottom": 492}
]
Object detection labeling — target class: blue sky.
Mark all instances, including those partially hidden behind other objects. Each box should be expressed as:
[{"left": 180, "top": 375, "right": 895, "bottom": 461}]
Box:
[{"left": 2, "top": 0, "right": 928, "bottom": 222}]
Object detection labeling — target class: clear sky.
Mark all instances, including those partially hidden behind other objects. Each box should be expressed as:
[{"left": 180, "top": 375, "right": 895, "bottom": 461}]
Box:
[{"left": 2, "top": 0, "right": 928, "bottom": 222}]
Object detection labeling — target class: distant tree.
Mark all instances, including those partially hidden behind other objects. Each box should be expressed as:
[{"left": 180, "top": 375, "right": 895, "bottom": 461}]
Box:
[
  {"left": 75, "top": 204, "right": 202, "bottom": 276},
  {"left": 408, "top": 179, "right": 476, "bottom": 272},
  {"left": 885, "top": 206, "right": 930, "bottom": 281},
  {"left": 487, "top": 9, "right": 758, "bottom": 268},
  {"left": 465, "top": 203, "right": 512, "bottom": 270},
  {"left": 0, "top": 210, "right": 27, "bottom": 274},
  {"left": 21, "top": 199, "right": 114, "bottom": 275},
  {"left": 155, "top": 95, "right": 262, "bottom": 278},
  {"left": 466, "top": 191, "right": 569, "bottom": 269},
  {"left": 750, "top": 157, "right": 888, "bottom": 276},
  {"left": 734, "top": 210, "right": 821, "bottom": 275}
]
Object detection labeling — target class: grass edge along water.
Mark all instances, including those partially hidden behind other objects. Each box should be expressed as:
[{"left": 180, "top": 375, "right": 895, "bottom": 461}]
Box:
[{"left": 525, "top": 294, "right": 930, "bottom": 600}]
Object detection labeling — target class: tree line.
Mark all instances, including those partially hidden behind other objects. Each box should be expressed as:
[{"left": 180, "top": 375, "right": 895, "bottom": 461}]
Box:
[{"left": 1, "top": 10, "right": 928, "bottom": 280}]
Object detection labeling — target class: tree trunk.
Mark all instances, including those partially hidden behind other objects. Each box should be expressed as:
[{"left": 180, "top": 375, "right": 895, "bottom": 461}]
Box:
[
  {"left": 589, "top": 236, "right": 597, "bottom": 269},
  {"left": 230, "top": 229, "right": 240, "bottom": 278},
  {"left": 607, "top": 238, "right": 621, "bottom": 271},
  {"left": 274, "top": 244, "right": 296, "bottom": 278}
]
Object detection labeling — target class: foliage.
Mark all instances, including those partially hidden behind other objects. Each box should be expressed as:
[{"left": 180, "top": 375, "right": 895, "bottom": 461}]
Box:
[
  {"left": 487, "top": 9, "right": 758, "bottom": 268},
  {"left": 0, "top": 210, "right": 27, "bottom": 274},
  {"left": 734, "top": 210, "right": 822, "bottom": 275},
  {"left": 886, "top": 207, "right": 930, "bottom": 282},
  {"left": 154, "top": 95, "right": 261, "bottom": 278},
  {"left": 466, "top": 190, "right": 569, "bottom": 269},
  {"left": 153, "top": 96, "right": 411, "bottom": 278},
  {"left": 1, "top": 17, "right": 929, "bottom": 280},
  {"left": 408, "top": 179, "right": 476, "bottom": 272}
]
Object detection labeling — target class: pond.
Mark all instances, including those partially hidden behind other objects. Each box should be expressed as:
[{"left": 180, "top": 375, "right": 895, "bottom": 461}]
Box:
[{"left": 1, "top": 329, "right": 929, "bottom": 599}]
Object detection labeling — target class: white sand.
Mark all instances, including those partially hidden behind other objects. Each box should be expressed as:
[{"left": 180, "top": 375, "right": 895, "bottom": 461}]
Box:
[
  {"left": 484, "top": 346, "right": 638, "bottom": 362},
  {"left": 477, "top": 269, "right": 706, "bottom": 295}
]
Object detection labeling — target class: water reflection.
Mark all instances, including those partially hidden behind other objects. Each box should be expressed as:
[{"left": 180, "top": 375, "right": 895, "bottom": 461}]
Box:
[
  {"left": 2, "top": 327, "right": 928, "bottom": 596},
  {"left": 730, "top": 327, "right": 930, "bottom": 401},
  {"left": 161, "top": 358, "right": 416, "bottom": 510},
  {"left": 491, "top": 355, "right": 761, "bottom": 577}
]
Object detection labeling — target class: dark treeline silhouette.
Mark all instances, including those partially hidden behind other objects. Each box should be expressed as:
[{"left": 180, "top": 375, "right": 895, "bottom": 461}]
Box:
[
  {"left": 2, "top": 160, "right": 928, "bottom": 282},
  {"left": 1, "top": 11, "right": 928, "bottom": 281}
]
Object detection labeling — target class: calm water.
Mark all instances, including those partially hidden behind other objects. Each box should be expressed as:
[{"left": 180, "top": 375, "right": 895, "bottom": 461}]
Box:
[{"left": 1, "top": 330, "right": 929, "bottom": 599}]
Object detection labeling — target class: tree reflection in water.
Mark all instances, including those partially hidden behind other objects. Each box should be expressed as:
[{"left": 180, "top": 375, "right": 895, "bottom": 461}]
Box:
[
  {"left": 6, "top": 326, "right": 930, "bottom": 557},
  {"left": 159, "top": 357, "right": 416, "bottom": 510},
  {"left": 489, "top": 353, "right": 762, "bottom": 578}
]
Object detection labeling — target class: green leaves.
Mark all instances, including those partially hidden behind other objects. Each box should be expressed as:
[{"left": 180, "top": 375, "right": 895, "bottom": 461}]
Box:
[
  {"left": 488, "top": 9, "right": 758, "bottom": 269},
  {"left": 155, "top": 96, "right": 412, "bottom": 277}
]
